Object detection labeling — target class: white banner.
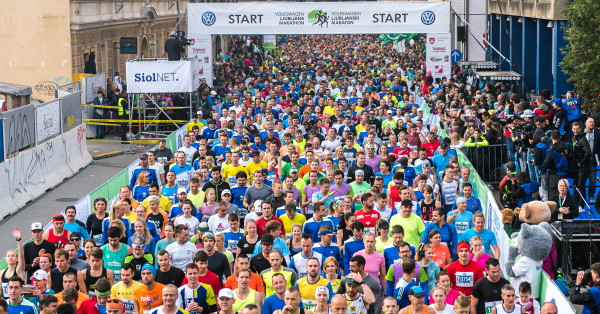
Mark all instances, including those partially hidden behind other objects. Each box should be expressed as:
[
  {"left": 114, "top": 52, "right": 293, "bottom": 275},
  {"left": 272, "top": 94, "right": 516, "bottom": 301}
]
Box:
[
  {"left": 188, "top": 2, "right": 450, "bottom": 35},
  {"left": 264, "top": 35, "right": 277, "bottom": 52},
  {"left": 426, "top": 33, "right": 451, "bottom": 80},
  {"left": 35, "top": 99, "right": 61, "bottom": 144},
  {"left": 486, "top": 190, "right": 510, "bottom": 275},
  {"left": 187, "top": 34, "right": 213, "bottom": 87},
  {"left": 125, "top": 60, "right": 194, "bottom": 94}
]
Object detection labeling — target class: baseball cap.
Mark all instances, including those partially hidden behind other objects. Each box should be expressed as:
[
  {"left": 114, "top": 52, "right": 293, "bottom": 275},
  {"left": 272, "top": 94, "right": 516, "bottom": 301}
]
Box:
[
  {"left": 31, "top": 269, "right": 48, "bottom": 281},
  {"left": 207, "top": 119, "right": 216, "bottom": 125},
  {"left": 198, "top": 222, "right": 210, "bottom": 232},
  {"left": 521, "top": 109, "right": 534, "bottom": 118},
  {"left": 386, "top": 110, "right": 393, "bottom": 114},
  {"left": 218, "top": 288, "right": 234, "bottom": 299},
  {"left": 409, "top": 286, "right": 425, "bottom": 298},
  {"left": 261, "top": 234, "right": 274, "bottom": 246},
  {"left": 251, "top": 150, "right": 261, "bottom": 157},
  {"left": 290, "top": 168, "right": 299, "bottom": 174},
  {"left": 139, "top": 153, "right": 148, "bottom": 159},
  {"left": 401, "top": 199, "right": 413, "bottom": 207},
  {"left": 417, "top": 108, "right": 423, "bottom": 112},
  {"left": 210, "top": 91, "right": 217, "bottom": 95},
  {"left": 177, "top": 187, "right": 187, "bottom": 194},
  {"left": 196, "top": 110, "right": 202, "bottom": 115},
  {"left": 439, "top": 143, "right": 450, "bottom": 149},
  {"left": 31, "top": 222, "right": 43, "bottom": 231},
  {"left": 70, "top": 232, "right": 81, "bottom": 241},
  {"left": 455, "top": 196, "right": 467, "bottom": 204},
  {"left": 355, "top": 170, "right": 364, "bottom": 176},
  {"left": 52, "top": 214, "right": 65, "bottom": 222},
  {"left": 221, "top": 189, "right": 231, "bottom": 196},
  {"left": 203, "top": 232, "right": 215, "bottom": 240},
  {"left": 346, "top": 278, "right": 361, "bottom": 286}
]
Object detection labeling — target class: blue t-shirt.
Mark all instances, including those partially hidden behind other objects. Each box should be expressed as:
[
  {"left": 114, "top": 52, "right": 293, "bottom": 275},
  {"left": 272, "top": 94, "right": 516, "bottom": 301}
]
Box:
[
  {"left": 262, "top": 294, "right": 285, "bottom": 314},
  {"left": 8, "top": 298, "right": 37, "bottom": 314},
  {"left": 461, "top": 228, "right": 497, "bottom": 254},
  {"left": 447, "top": 210, "right": 474, "bottom": 235}
]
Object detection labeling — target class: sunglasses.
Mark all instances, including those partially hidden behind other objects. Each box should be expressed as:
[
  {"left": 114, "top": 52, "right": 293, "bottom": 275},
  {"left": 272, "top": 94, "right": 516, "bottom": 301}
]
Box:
[
  {"left": 70, "top": 238, "right": 80, "bottom": 241},
  {"left": 106, "top": 299, "right": 122, "bottom": 304}
]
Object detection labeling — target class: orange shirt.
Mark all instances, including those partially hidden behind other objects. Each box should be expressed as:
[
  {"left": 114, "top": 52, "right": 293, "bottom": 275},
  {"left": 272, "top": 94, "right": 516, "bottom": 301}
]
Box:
[
  {"left": 56, "top": 291, "right": 89, "bottom": 308},
  {"left": 431, "top": 244, "right": 451, "bottom": 268},
  {"left": 225, "top": 272, "right": 265, "bottom": 292},
  {"left": 134, "top": 282, "right": 165, "bottom": 312}
]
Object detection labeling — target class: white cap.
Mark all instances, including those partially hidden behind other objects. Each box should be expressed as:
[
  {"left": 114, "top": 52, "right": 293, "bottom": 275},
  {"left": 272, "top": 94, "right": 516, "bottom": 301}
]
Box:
[
  {"left": 221, "top": 189, "right": 232, "bottom": 196},
  {"left": 210, "top": 91, "right": 217, "bottom": 95},
  {"left": 31, "top": 269, "right": 48, "bottom": 281},
  {"left": 218, "top": 288, "right": 234, "bottom": 299},
  {"left": 31, "top": 222, "right": 43, "bottom": 231},
  {"left": 177, "top": 187, "right": 187, "bottom": 194}
]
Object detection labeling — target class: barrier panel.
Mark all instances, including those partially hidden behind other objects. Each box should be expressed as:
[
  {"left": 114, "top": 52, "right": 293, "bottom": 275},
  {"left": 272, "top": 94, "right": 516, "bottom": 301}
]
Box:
[
  {"left": 64, "top": 125, "right": 93, "bottom": 173},
  {"left": 2, "top": 104, "right": 35, "bottom": 155},
  {"left": 464, "top": 144, "right": 507, "bottom": 186},
  {"left": 35, "top": 99, "right": 61, "bottom": 144},
  {"left": 60, "top": 91, "right": 83, "bottom": 132}
]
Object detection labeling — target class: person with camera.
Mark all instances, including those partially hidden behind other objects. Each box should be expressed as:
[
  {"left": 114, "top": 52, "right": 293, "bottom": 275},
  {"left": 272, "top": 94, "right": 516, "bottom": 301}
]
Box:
[
  {"left": 571, "top": 121, "right": 593, "bottom": 206},
  {"left": 571, "top": 262, "right": 600, "bottom": 313},
  {"left": 164, "top": 31, "right": 184, "bottom": 61}
]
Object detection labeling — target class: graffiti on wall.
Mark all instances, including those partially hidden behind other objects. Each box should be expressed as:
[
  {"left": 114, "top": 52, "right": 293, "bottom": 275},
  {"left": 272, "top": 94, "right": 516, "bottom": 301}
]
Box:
[
  {"left": 8, "top": 140, "right": 55, "bottom": 198},
  {"left": 4, "top": 105, "right": 35, "bottom": 155},
  {"left": 34, "top": 81, "right": 59, "bottom": 97}
]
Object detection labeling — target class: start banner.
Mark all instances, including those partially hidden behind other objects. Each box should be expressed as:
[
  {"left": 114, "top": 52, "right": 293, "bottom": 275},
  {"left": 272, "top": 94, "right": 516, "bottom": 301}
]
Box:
[
  {"left": 188, "top": 1, "right": 450, "bottom": 35},
  {"left": 126, "top": 60, "right": 194, "bottom": 94}
]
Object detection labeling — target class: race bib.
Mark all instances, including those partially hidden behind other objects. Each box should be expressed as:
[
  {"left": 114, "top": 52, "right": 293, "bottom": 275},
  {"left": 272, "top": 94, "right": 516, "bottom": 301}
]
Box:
[{"left": 455, "top": 271, "right": 474, "bottom": 287}]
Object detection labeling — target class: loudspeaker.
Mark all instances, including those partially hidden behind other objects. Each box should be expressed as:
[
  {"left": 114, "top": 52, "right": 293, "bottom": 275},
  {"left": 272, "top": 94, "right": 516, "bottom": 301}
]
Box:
[{"left": 457, "top": 26, "right": 467, "bottom": 42}]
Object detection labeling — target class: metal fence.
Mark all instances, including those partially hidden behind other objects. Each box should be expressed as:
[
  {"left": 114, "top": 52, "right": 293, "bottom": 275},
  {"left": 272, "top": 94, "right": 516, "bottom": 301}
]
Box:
[{"left": 464, "top": 143, "right": 508, "bottom": 186}]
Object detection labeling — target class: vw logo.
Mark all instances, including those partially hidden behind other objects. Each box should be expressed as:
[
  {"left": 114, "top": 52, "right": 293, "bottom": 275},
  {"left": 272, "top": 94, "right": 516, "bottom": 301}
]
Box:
[
  {"left": 421, "top": 10, "right": 436, "bottom": 25},
  {"left": 202, "top": 12, "right": 216, "bottom": 26}
]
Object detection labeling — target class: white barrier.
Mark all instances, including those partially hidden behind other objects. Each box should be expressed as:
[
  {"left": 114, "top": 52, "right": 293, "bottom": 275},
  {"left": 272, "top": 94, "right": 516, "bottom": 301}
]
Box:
[{"left": 0, "top": 125, "right": 92, "bottom": 219}]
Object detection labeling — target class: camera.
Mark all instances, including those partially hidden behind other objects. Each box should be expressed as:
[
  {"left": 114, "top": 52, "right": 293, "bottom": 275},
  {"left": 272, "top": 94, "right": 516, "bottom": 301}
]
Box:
[{"left": 176, "top": 31, "right": 193, "bottom": 46}]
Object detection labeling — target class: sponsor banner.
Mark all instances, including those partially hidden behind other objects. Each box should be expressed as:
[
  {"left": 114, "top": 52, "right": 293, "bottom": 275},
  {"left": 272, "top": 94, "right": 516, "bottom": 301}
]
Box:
[
  {"left": 426, "top": 33, "right": 451, "bottom": 80},
  {"left": 187, "top": 34, "right": 213, "bottom": 87},
  {"left": 486, "top": 190, "right": 509, "bottom": 274},
  {"left": 126, "top": 60, "right": 195, "bottom": 94},
  {"left": 60, "top": 91, "right": 83, "bottom": 132},
  {"left": 264, "top": 35, "right": 277, "bottom": 52},
  {"left": 35, "top": 99, "right": 61, "bottom": 144},
  {"left": 83, "top": 73, "right": 107, "bottom": 103},
  {"left": 540, "top": 273, "right": 576, "bottom": 314},
  {"left": 1, "top": 104, "right": 35, "bottom": 155},
  {"left": 188, "top": 2, "right": 450, "bottom": 35}
]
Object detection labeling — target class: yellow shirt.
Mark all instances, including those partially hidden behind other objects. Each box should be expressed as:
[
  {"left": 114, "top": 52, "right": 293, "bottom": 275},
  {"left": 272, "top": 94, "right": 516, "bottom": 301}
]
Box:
[
  {"left": 223, "top": 164, "right": 249, "bottom": 186},
  {"left": 186, "top": 121, "right": 204, "bottom": 132},
  {"left": 297, "top": 277, "right": 332, "bottom": 310},
  {"left": 111, "top": 280, "right": 143, "bottom": 314},
  {"left": 246, "top": 161, "right": 268, "bottom": 183},
  {"left": 123, "top": 212, "right": 138, "bottom": 222},
  {"left": 187, "top": 190, "right": 206, "bottom": 208},
  {"left": 142, "top": 195, "right": 172, "bottom": 213},
  {"left": 323, "top": 105, "right": 336, "bottom": 117},
  {"left": 279, "top": 212, "right": 307, "bottom": 236},
  {"left": 355, "top": 123, "right": 368, "bottom": 135}
]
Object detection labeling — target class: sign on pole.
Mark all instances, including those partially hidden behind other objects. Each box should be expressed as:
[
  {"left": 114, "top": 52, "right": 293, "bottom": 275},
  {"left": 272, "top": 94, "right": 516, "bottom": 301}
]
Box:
[
  {"left": 187, "top": 35, "right": 214, "bottom": 86},
  {"left": 451, "top": 49, "right": 463, "bottom": 63},
  {"left": 188, "top": 2, "right": 450, "bottom": 35}
]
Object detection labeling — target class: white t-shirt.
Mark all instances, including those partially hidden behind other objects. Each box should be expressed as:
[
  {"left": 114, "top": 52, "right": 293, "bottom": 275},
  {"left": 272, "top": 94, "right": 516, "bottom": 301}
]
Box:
[
  {"left": 165, "top": 241, "right": 197, "bottom": 271},
  {"left": 510, "top": 256, "right": 543, "bottom": 299},
  {"left": 207, "top": 214, "right": 230, "bottom": 233},
  {"left": 429, "top": 304, "right": 455, "bottom": 314},
  {"left": 178, "top": 146, "right": 197, "bottom": 163},
  {"left": 174, "top": 215, "right": 200, "bottom": 236},
  {"left": 494, "top": 303, "right": 522, "bottom": 314},
  {"left": 149, "top": 163, "right": 165, "bottom": 186}
]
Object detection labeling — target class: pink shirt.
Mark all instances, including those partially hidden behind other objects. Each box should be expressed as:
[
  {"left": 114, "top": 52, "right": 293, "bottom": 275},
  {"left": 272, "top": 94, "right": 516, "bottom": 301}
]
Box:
[
  {"left": 353, "top": 250, "right": 385, "bottom": 283},
  {"left": 429, "top": 288, "right": 460, "bottom": 305},
  {"left": 469, "top": 252, "right": 491, "bottom": 270}
]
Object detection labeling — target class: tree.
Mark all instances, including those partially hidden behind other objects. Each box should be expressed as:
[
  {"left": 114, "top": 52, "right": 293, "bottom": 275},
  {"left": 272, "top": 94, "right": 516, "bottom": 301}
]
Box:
[{"left": 561, "top": 0, "right": 600, "bottom": 106}]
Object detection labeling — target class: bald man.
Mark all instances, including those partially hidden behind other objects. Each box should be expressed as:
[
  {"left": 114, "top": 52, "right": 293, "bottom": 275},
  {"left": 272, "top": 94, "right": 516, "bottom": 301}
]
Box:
[
  {"left": 540, "top": 302, "right": 558, "bottom": 314},
  {"left": 330, "top": 294, "right": 348, "bottom": 314}
]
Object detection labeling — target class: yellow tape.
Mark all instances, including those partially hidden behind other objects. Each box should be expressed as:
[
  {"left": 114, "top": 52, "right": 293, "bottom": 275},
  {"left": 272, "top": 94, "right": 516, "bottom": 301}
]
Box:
[
  {"left": 84, "top": 122, "right": 120, "bottom": 126},
  {"left": 84, "top": 119, "right": 188, "bottom": 123},
  {"left": 87, "top": 139, "right": 160, "bottom": 143}
]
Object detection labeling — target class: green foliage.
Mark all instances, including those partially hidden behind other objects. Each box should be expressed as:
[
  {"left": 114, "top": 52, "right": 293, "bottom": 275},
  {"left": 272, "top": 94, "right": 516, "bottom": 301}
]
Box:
[{"left": 561, "top": 0, "right": 600, "bottom": 105}]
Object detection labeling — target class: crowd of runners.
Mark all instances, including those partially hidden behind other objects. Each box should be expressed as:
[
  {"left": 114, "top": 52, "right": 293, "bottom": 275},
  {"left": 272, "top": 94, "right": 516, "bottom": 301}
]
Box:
[{"left": 3, "top": 33, "right": 589, "bottom": 314}]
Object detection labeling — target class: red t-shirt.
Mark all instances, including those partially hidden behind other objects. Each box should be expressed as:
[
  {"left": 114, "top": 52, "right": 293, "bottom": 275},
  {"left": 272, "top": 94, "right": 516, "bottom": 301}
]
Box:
[
  {"left": 181, "top": 270, "right": 222, "bottom": 294},
  {"left": 422, "top": 141, "right": 440, "bottom": 157},
  {"left": 393, "top": 146, "right": 412, "bottom": 158},
  {"left": 256, "top": 216, "right": 286, "bottom": 237},
  {"left": 355, "top": 209, "right": 381, "bottom": 230},
  {"left": 446, "top": 260, "right": 484, "bottom": 296}
]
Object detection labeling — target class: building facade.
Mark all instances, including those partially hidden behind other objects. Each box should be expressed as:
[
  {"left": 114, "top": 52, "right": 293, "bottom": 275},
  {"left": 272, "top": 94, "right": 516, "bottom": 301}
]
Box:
[{"left": 487, "top": 0, "right": 572, "bottom": 97}]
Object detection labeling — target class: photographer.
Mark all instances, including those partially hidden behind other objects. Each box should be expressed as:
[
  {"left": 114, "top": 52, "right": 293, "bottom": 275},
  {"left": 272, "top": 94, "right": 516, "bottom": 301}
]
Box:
[
  {"left": 164, "top": 31, "right": 184, "bottom": 61},
  {"left": 571, "top": 262, "right": 600, "bottom": 313}
]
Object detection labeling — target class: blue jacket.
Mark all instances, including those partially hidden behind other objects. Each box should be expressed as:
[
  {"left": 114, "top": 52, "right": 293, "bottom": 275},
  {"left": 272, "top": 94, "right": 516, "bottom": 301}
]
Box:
[
  {"left": 422, "top": 222, "right": 459, "bottom": 255},
  {"left": 130, "top": 167, "right": 158, "bottom": 188},
  {"left": 343, "top": 237, "right": 365, "bottom": 274},
  {"left": 383, "top": 243, "right": 416, "bottom": 270}
]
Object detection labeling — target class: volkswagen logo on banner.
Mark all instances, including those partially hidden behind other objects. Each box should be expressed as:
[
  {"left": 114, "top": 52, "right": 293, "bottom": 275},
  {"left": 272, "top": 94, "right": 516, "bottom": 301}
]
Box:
[
  {"left": 202, "top": 12, "right": 216, "bottom": 26},
  {"left": 421, "top": 10, "right": 436, "bottom": 25}
]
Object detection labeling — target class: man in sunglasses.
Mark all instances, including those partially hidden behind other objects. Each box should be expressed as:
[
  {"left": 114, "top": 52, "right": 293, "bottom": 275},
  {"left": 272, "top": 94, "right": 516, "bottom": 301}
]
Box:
[
  {"left": 77, "top": 278, "right": 112, "bottom": 314},
  {"left": 106, "top": 298, "right": 125, "bottom": 314}
]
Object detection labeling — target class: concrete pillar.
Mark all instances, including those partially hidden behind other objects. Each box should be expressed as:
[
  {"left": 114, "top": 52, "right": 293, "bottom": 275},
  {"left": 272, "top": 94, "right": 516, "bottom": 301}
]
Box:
[
  {"left": 536, "top": 19, "right": 553, "bottom": 93},
  {"left": 509, "top": 16, "right": 522, "bottom": 72},
  {"left": 553, "top": 20, "right": 571, "bottom": 97}
]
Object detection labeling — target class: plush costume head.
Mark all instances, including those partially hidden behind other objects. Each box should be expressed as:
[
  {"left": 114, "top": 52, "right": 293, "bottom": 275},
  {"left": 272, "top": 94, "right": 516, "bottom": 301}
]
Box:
[
  {"left": 502, "top": 208, "right": 515, "bottom": 225},
  {"left": 518, "top": 201, "right": 557, "bottom": 224},
  {"left": 515, "top": 222, "right": 552, "bottom": 262}
]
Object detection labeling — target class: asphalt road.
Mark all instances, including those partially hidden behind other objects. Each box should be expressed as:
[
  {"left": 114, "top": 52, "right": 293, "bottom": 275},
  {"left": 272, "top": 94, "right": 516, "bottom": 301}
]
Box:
[{"left": 0, "top": 140, "right": 153, "bottom": 251}]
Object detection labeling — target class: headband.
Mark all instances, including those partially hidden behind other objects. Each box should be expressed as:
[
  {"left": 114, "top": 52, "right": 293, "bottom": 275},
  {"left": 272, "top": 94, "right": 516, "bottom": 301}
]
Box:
[
  {"left": 315, "top": 286, "right": 330, "bottom": 299},
  {"left": 457, "top": 242, "right": 470, "bottom": 253},
  {"left": 95, "top": 289, "right": 111, "bottom": 296}
]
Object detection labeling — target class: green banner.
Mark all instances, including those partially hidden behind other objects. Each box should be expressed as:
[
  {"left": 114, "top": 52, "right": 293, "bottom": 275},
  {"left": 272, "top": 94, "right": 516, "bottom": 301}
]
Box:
[
  {"left": 88, "top": 169, "right": 129, "bottom": 209},
  {"left": 378, "top": 34, "right": 418, "bottom": 46}
]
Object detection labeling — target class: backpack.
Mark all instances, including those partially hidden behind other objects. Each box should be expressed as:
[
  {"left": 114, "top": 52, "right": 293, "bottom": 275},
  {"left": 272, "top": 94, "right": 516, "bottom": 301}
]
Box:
[{"left": 552, "top": 147, "right": 569, "bottom": 175}]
